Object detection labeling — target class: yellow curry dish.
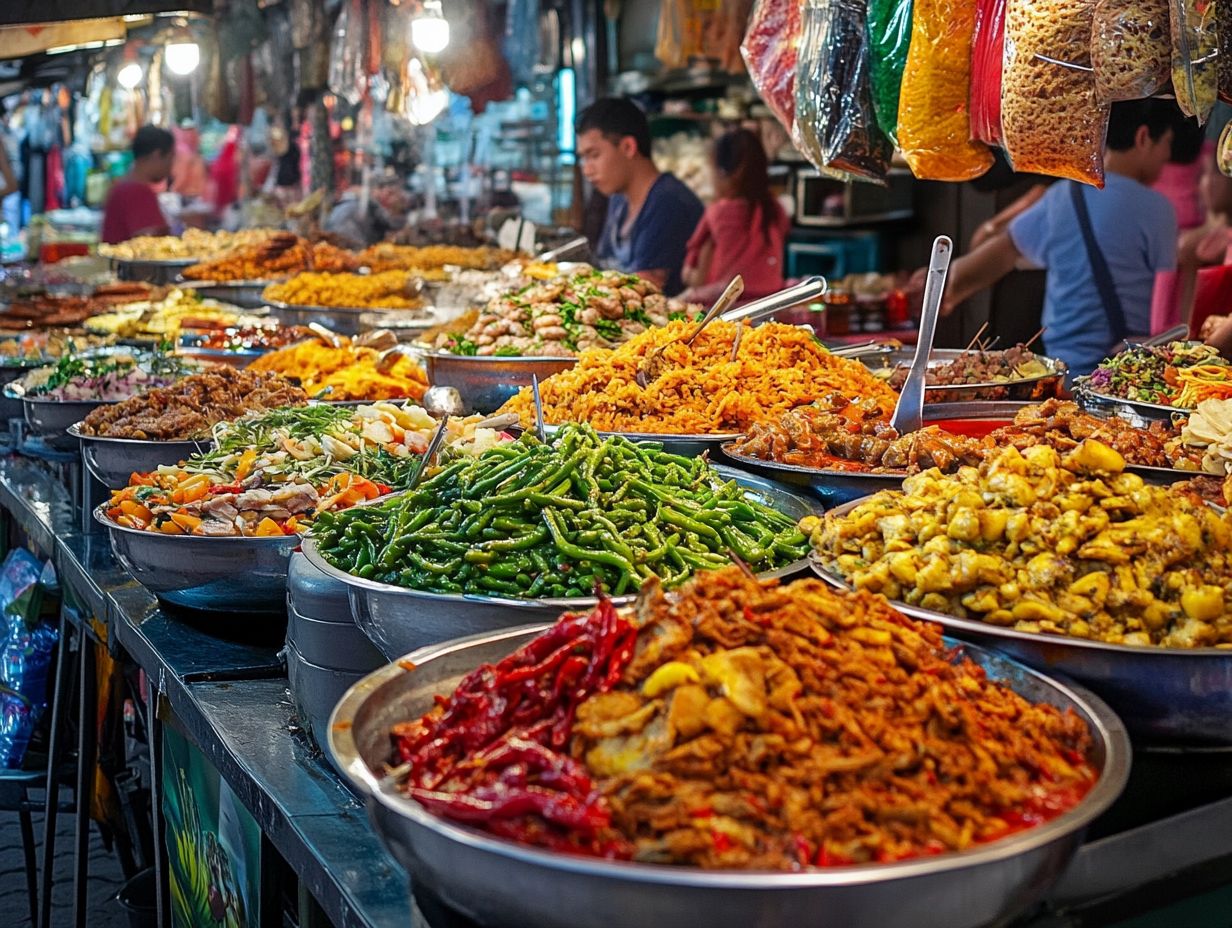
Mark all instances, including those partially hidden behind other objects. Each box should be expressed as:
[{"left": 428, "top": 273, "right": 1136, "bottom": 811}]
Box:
[{"left": 809, "top": 440, "right": 1232, "bottom": 649}]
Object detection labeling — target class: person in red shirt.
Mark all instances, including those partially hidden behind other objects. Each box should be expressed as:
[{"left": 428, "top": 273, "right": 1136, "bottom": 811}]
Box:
[
  {"left": 681, "top": 128, "right": 790, "bottom": 303},
  {"left": 100, "top": 126, "right": 174, "bottom": 244}
]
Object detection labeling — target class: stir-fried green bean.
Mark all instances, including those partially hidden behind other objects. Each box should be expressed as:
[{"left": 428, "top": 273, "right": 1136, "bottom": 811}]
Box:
[{"left": 310, "top": 424, "right": 808, "bottom": 596}]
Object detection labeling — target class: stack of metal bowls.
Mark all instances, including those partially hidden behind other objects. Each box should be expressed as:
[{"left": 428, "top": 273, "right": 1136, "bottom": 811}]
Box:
[{"left": 284, "top": 552, "right": 384, "bottom": 753}]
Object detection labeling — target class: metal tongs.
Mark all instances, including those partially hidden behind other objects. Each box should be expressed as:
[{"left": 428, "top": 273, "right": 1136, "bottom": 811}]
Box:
[
  {"left": 1132, "top": 323, "right": 1190, "bottom": 350},
  {"left": 531, "top": 374, "right": 547, "bottom": 441},
  {"left": 307, "top": 322, "right": 345, "bottom": 348},
  {"left": 889, "top": 236, "right": 952, "bottom": 435},
  {"left": 407, "top": 415, "right": 451, "bottom": 490},
  {"left": 534, "top": 236, "right": 589, "bottom": 264},
  {"left": 718, "top": 275, "right": 827, "bottom": 324},
  {"left": 635, "top": 276, "right": 745, "bottom": 387}
]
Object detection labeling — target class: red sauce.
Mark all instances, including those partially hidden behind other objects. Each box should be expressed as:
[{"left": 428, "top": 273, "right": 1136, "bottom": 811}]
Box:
[{"left": 926, "top": 418, "right": 1014, "bottom": 439}]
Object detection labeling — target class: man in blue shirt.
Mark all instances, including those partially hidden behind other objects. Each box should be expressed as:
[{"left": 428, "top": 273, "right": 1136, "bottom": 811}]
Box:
[
  {"left": 577, "top": 98, "right": 704, "bottom": 295},
  {"left": 939, "top": 99, "right": 1180, "bottom": 378}
]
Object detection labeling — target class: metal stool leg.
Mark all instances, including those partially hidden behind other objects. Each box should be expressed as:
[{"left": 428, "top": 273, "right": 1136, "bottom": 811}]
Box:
[
  {"left": 19, "top": 796, "right": 38, "bottom": 928},
  {"left": 38, "top": 610, "right": 72, "bottom": 928},
  {"left": 72, "top": 629, "right": 96, "bottom": 928}
]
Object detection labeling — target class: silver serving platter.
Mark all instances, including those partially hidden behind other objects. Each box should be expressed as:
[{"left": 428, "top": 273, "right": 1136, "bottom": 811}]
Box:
[
  {"left": 109, "top": 256, "right": 195, "bottom": 285},
  {"left": 1073, "top": 383, "right": 1189, "bottom": 428},
  {"left": 266, "top": 299, "right": 435, "bottom": 338},
  {"left": 178, "top": 279, "right": 275, "bottom": 310},
  {"left": 300, "top": 465, "right": 818, "bottom": 660},
  {"left": 328, "top": 624, "right": 1129, "bottom": 928},
  {"left": 544, "top": 423, "right": 744, "bottom": 459},
  {"left": 94, "top": 503, "right": 298, "bottom": 612},
  {"left": 67, "top": 424, "right": 210, "bottom": 490},
  {"left": 813, "top": 496, "right": 1232, "bottom": 745},
  {"left": 421, "top": 350, "right": 577, "bottom": 414},
  {"left": 22, "top": 397, "right": 116, "bottom": 450},
  {"left": 865, "top": 347, "right": 1067, "bottom": 402}
]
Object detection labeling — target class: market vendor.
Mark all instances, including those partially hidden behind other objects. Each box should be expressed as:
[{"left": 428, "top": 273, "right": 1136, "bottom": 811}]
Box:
[
  {"left": 934, "top": 99, "right": 1180, "bottom": 378},
  {"left": 100, "top": 126, "right": 174, "bottom": 245},
  {"left": 323, "top": 175, "right": 410, "bottom": 248},
  {"left": 578, "top": 97, "right": 703, "bottom": 295}
]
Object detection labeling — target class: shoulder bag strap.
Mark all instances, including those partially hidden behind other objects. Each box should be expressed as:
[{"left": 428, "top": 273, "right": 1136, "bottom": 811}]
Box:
[{"left": 1069, "top": 181, "right": 1128, "bottom": 343}]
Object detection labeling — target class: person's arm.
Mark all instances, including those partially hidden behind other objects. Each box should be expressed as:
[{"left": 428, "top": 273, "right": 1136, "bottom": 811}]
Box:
[
  {"left": 632, "top": 267, "right": 669, "bottom": 289},
  {"left": 1205, "top": 314, "right": 1232, "bottom": 357},
  {"left": 970, "top": 184, "right": 1048, "bottom": 250},
  {"left": 940, "top": 232, "right": 1023, "bottom": 315},
  {"left": 0, "top": 145, "right": 16, "bottom": 201}
]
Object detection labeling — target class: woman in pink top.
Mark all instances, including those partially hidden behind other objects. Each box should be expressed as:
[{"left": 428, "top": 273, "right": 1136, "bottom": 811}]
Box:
[{"left": 681, "top": 129, "right": 789, "bottom": 303}]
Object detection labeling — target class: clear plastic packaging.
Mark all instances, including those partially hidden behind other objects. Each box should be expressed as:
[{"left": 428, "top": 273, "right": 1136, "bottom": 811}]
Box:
[
  {"left": 969, "top": 0, "right": 1007, "bottom": 145},
  {"left": 328, "top": 0, "right": 366, "bottom": 107},
  {"left": 897, "top": 0, "right": 993, "bottom": 180},
  {"left": 1219, "top": 0, "right": 1232, "bottom": 102},
  {"left": 795, "top": 0, "right": 893, "bottom": 181},
  {"left": 1170, "top": 0, "right": 1217, "bottom": 122},
  {"left": 1002, "top": 0, "right": 1108, "bottom": 186},
  {"left": 866, "top": 0, "right": 913, "bottom": 146},
  {"left": 1090, "top": 0, "right": 1170, "bottom": 102},
  {"left": 741, "top": 0, "right": 803, "bottom": 136}
]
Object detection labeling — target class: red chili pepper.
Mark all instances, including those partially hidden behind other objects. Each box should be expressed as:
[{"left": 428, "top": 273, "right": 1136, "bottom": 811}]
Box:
[{"left": 711, "top": 831, "right": 735, "bottom": 853}]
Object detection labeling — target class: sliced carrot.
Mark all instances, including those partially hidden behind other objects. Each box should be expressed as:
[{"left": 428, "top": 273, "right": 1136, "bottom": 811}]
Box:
[
  {"left": 255, "top": 517, "right": 283, "bottom": 537},
  {"left": 235, "top": 449, "right": 257, "bottom": 481},
  {"left": 119, "top": 500, "right": 153, "bottom": 524},
  {"left": 158, "top": 521, "right": 184, "bottom": 535},
  {"left": 170, "top": 511, "right": 203, "bottom": 531}
]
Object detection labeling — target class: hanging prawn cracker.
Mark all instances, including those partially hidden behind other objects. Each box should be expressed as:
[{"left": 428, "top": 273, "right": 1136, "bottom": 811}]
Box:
[
  {"left": 1002, "top": 0, "right": 1108, "bottom": 186},
  {"left": 897, "top": 0, "right": 994, "bottom": 181}
]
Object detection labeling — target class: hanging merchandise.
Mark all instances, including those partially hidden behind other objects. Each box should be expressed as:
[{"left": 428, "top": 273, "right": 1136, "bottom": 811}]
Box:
[
  {"left": 867, "top": 0, "right": 913, "bottom": 146},
  {"left": 795, "top": 0, "right": 893, "bottom": 181},
  {"left": 969, "top": 0, "right": 1006, "bottom": 145},
  {"left": 1002, "top": 0, "right": 1108, "bottom": 185},
  {"left": 741, "top": 0, "right": 803, "bottom": 138},
  {"left": 403, "top": 56, "right": 450, "bottom": 125},
  {"left": 329, "top": 0, "right": 367, "bottom": 107},
  {"left": 1170, "top": 0, "right": 1217, "bottom": 122},
  {"left": 714, "top": 0, "right": 756, "bottom": 71},
  {"left": 505, "top": 0, "right": 542, "bottom": 87},
  {"left": 204, "top": 25, "right": 235, "bottom": 122},
  {"left": 1220, "top": 0, "right": 1232, "bottom": 100},
  {"left": 897, "top": 0, "right": 993, "bottom": 180},
  {"left": 439, "top": 0, "right": 513, "bottom": 113},
  {"left": 1090, "top": 0, "right": 1170, "bottom": 102},
  {"left": 656, "top": 0, "right": 722, "bottom": 69}
]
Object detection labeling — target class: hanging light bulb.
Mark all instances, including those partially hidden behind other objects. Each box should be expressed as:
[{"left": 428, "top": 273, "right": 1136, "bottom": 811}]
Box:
[
  {"left": 411, "top": 0, "right": 450, "bottom": 54},
  {"left": 165, "top": 42, "right": 200, "bottom": 76},
  {"left": 117, "top": 62, "right": 144, "bottom": 89}
]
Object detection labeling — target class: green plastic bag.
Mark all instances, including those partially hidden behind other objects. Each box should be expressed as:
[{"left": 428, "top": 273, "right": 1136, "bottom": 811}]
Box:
[{"left": 866, "top": 0, "right": 913, "bottom": 146}]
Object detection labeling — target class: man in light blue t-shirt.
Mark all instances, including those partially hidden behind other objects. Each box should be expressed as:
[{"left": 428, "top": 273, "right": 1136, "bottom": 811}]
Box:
[{"left": 939, "top": 99, "right": 1180, "bottom": 378}]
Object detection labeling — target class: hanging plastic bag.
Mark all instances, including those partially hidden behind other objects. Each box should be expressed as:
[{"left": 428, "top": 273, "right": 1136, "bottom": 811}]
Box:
[
  {"left": 795, "top": 0, "right": 893, "bottom": 181},
  {"left": 328, "top": 0, "right": 366, "bottom": 106},
  {"left": 1170, "top": 0, "right": 1217, "bottom": 122},
  {"left": 741, "top": 0, "right": 803, "bottom": 138},
  {"left": 897, "top": 0, "right": 993, "bottom": 180},
  {"left": 969, "top": 0, "right": 1007, "bottom": 145},
  {"left": 866, "top": 0, "right": 913, "bottom": 146},
  {"left": 1090, "top": 0, "right": 1170, "bottom": 102},
  {"left": 1002, "top": 0, "right": 1108, "bottom": 186},
  {"left": 1219, "top": 0, "right": 1232, "bottom": 101}
]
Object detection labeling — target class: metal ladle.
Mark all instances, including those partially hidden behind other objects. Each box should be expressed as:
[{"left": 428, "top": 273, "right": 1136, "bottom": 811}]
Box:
[{"left": 889, "top": 236, "right": 952, "bottom": 435}]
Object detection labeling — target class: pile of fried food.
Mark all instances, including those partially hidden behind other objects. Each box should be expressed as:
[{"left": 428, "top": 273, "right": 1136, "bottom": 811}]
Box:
[
  {"left": 247, "top": 337, "right": 427, "bottom": 401},
  {"left": 182, "top": 234, "right": 359, "bottom": 282},
  {"left": 262, "top": 270, "right": 426, "bottom": 310},
  {"left": 440, "top": 267, "right": 685, "bottom": 357},
  {"left": 1, "top": 283, "right": 160, "bottom": 330},
  {"left": 78, "top": 368, "right": 307, "bottom": 440},
  {"left": 811, "top": 440, "right": 1232, "bottom": 648},
  {"left": 358, "top": 243, "right": 514, "bottom": 272},
  {"left": 734, "top": 398, "right": 1202, "bottom": 474},
  {"left": 886, "top": 342, "right": 1055, "bottom": 389},
  {"left": 390, "top": 567, "right": 1097, "bottom": 866},
  {"left": 100, "top": 229, "right": 282, "bottom": 262},
  {"left": 501, "top": 321, "right": 899, "bottom": 433}
]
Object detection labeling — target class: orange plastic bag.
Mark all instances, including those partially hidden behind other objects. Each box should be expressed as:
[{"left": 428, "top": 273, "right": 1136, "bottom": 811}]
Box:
[
  {"left": 896, "top": 0, "right": 993, "bottom": 181},
  {"left": 1002, "top": 0, "right": 1108, "bottom": 186}
]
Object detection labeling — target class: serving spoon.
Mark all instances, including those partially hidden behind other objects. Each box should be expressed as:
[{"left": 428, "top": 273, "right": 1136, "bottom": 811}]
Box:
[
  {"left": 889, "top": 236, "right": 952, "bottom": 436},
  {"left": 635, "top": 275, "right": 744, "bottom": 388}
]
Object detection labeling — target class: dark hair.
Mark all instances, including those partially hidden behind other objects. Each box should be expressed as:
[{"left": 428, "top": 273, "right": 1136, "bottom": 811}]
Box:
[
  {"left": 132, "top": 126, "right": 174, "bottom": 160},
  {"left": 576, "top": 97, "right": 652, "bottom": 158},
  {"left": 1168, "top": 112, "right": 1205, "bottom": 165},
  {"left": 713, "top": 128, "right": 782, "bottom": 243},
  {"left": 1105, "top": 99, "right": 1179, "bottom": 152}
]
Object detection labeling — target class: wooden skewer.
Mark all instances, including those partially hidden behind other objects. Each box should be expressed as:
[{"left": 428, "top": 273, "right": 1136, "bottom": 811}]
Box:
[
  {"left": 1023, "top": 327, "right": 1045, "bottom": 351},
  {"left": 962, "top": 322, "right": 990, "bottom": 355}
]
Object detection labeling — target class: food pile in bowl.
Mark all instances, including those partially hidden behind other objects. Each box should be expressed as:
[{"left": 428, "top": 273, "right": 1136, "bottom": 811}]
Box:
[
  {"left": 1086, "top": 341, "right": 1232, "bottom": 408},
  {"left": 19, "top": 350, "right": 200, "bottom": 402},
  {"left": 437, "top": 267, "right": 689, "bottom": 357},
  {"left": 103, "top": 403, "right": 508, "bottom": 537},
  {"left": 76, "top": 368, "right": 308, "bottom": 440},
  {"left": 263, "top": 270, "right": 426, "bottom": 310},
  {"left": 385, "top": 567, "right": 1097, "bottom": 866},
  {"left": 182, "top": 234, "right": 358, "bottom": 282},
  {"left": 247, "top": 337, "right": 427, "bottom": 401},
  {"left": 84, "top": 288, "right": 259, "bottom": 340}
]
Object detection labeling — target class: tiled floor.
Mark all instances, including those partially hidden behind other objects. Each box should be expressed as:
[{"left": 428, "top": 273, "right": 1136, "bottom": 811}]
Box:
[{"left": 0, "top": 803, "right": 132, "bottom": 928}]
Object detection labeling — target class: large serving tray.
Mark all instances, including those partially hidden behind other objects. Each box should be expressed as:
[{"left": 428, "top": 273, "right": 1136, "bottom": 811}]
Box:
[
  {"left": 421, "top": 350, "right": 577, "bottom": 414},
  {"left": 863, "top": 347, "right": 1067, "bottom": 402},
  {"left": 328, "top": 624, "right": 1128, "bottom": 928},
  {"left": 546, "top": 423, "right": 744, "bottom": 459},
  {"left": 266, "top": 299, "right": 436, "bottom": 338},
  {"left": 300, "top": 464, "right": 818, "bottom": 660},
  {"left": 812, "top": 498, "right": 1232, "bottom": 745},
  {"left": 67, "top": 424, "right": 209, "bottom": 490},
  {"left": 1073, "top": 382, "right": 1190, "bottom": 428},
  {"left": 109, "top": 256, "right": 195, "bottom": 285}
]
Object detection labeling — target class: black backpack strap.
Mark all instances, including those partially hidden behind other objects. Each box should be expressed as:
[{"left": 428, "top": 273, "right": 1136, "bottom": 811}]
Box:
[{"left": 1069, "top": 181, "right": 1128, "bottom": 343}]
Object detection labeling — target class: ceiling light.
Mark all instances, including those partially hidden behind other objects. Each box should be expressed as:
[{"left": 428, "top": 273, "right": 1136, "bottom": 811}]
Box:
[
  {"left": 165, "top": 42, "right": 199, "bottom": 75},
  {"left": 411, "top": 1, "right": 450, "bottom": 54},
  {"left": 118, "top": 62, "right": 144, "bottom": 89}
]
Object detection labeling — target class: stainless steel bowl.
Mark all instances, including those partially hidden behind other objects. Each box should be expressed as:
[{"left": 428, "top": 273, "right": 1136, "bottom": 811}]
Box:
[
  {"left": 1073, "top": 383, "right": 1188, "bottom": 428},
  {"left": 545, "top": 424, "right": 744, "bottom": 459},
  {"left": 110, "top": 257, "right": 195, "bottom": 285},
  {"left": 95, "top": 504, "right": 298, "bottom": 612},
  {"left": 813, "top": 497, "right": 1232, "bottom": 745},
  {"left": 68, "top": 424, "right": 210, "bottom": 490},
  {"left": 864, "top": 348, "right": 1067, "bottom": 402},
  {"left": 266, "top": 299, "right": 435, "bottom": 338},
  {"left": 23, "top": 397, "right": 116, "bottom": 450},
  {"left": 300, "top": 465, "right": 818, "bottom": 659},
  {"left": 422, "top": 351, "right": 576, "bottom": 414},
  {"left": 328, "top": 626, "right": 1129, "bottom": 928},
  {"left": 179, "top": 280, "right": 274, "bottom": 310}
]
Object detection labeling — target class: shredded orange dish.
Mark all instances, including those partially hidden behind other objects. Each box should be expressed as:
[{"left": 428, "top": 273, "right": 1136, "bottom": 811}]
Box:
[
  {"left": 248, "top": 339, "right": 427, "bottom": 401},
  {"left": 499, "top": 320, "right": 899, "bottom": 434},
  {"left": 262, "top": 270, "right": 426, "bottom": 310}
]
